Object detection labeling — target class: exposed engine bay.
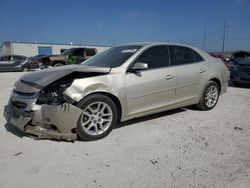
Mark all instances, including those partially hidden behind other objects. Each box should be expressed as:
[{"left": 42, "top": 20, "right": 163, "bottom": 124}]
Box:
[
  {"left": 35, "top": 72, "right": 104, "bottom": 105},
  {"left": 37, "top": 79, "right": 73, "bottom": 105},
  {"left": 29, "top": 69, "right": 110, "bottom": 105}
]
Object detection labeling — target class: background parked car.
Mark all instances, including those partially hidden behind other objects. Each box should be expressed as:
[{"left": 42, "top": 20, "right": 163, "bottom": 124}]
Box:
[
  {"left": 228, "top": 51, "right": 250, "bottom": 68},
  {"left": 21, "top": 55, "right": 46, "bottom": 71},
  {"left": 41, "top": 47, "right": 97, "bottom": 68},
  {"left": 229, "top": 51, "right": 250, "bottom": 85},
  {"left": 0, "top": 55, "right": 28, "bottom": 72}
]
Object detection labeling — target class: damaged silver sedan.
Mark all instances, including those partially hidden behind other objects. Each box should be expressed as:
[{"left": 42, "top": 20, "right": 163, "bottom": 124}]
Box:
[{"left": 4, "top": 43, "right": 228, "bottom": 141}]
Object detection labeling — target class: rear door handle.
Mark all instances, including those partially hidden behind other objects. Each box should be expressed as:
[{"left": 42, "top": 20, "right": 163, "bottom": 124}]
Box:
[
  {"left": 199, "top": 69, "right": 206, "bottom": 73},
  {"left": 165, "top": 75, "right": 175, "bottom": 80}
]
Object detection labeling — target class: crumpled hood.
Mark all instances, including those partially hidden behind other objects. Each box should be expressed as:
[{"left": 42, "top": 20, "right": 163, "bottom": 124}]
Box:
[{"left": 20, "top": 65, "right": 111, "bottom": 88}]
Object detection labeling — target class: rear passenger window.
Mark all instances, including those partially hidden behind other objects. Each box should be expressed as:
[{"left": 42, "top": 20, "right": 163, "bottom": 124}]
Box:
[
  {"left": 135, "top": 46, "right": 169, "bottom": 69},
  {"left": 170, "top": 46, "right": 195, "bottom": 66},
  {"left": 60, "top": 49, "right": 67, "bottom": 53},
  {"left": 194, "top": 51, "right": 204, "bottom": 62},
  {"left": 13, "top": 56, "right": 25, "bottom": 61},
  {"left": 85, "top": 49, "right": 96, "bottom": 57}
]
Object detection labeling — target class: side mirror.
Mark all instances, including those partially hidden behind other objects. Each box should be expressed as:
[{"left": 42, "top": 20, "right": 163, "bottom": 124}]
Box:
[{"left": 131, "top": 62, "right": 148, "bottom": 72}]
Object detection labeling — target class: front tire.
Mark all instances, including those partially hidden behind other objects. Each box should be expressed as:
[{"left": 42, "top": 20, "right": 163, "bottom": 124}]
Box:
[
  {"left": 76, "top": 94, "right": 118, "bottom": 141},
  {"left": 197, "top": 81, "right": 219, "bottom": 110},
  {"left": 22, "top": 66, "right": 30, "bottom": 72}
]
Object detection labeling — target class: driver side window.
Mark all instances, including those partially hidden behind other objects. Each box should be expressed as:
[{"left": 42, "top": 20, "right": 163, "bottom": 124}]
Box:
[
  {"left": 135, "top": 46, "right": 170, "bottom": 69},
  {"left": 72, "top": 48, "right": 84, "bottom": 56}
]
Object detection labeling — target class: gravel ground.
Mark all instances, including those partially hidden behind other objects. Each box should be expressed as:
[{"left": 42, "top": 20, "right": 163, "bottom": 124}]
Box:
[{"left": 0, "top": 72, "right": 250, "bottom": 188}]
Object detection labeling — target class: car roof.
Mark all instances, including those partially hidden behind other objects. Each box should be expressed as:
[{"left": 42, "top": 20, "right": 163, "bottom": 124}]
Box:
[
  {"left": 116, "top": 42, "right": 199, "bottom": 49},
  {"left": 116, "top": 42, "right": 214, "bottom": 62}
]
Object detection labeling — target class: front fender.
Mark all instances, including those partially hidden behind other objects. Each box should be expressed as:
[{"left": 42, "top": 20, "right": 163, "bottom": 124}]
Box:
[
  {"left": 64, "top": 80, "right": 118, "bottom": 103},
  {"left": 63, "top": 73, "right": 127, "bottom": 119}
]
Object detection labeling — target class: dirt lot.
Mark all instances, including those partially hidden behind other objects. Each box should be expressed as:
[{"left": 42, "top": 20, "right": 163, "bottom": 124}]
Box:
[{"left": 0, "top": 72, "right": 249, "bottom": 188}]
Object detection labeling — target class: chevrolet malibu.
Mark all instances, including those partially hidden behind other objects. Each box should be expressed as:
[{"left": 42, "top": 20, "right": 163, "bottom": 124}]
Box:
[{"left": 4, "top": 43, "right": 228, "bottom": 141}]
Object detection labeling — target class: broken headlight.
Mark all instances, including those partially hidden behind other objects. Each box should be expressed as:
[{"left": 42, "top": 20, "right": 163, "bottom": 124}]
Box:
[{"left": 36, "top": 79, "right": 73, "bottom": 105}]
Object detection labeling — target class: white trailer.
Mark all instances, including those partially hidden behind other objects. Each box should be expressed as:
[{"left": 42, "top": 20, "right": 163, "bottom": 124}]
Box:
[{"left": 0, "top": 41, "right": 109, "bottom": 57}]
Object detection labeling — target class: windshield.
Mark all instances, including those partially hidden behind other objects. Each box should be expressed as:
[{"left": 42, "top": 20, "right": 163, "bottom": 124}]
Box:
[
  {"left": 61, "top": 49, "right": 73, "bottom": 55},
  {"left": 82, "top": 45, "right": 142, "bottom": 68},
  {"left": 237, "top": 58, "right": 250, "bottom": 65},
  {"left": 29, "top": 55, "right": 44, "bottom": 60}
]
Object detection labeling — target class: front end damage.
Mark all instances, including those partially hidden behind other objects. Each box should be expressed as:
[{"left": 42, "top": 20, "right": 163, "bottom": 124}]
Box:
[
  {"left": 4, "top": 65, "right": 111, "bottom": 140},
  {"left": 4, "top": 100, "right": 82, "bottom": 140}
]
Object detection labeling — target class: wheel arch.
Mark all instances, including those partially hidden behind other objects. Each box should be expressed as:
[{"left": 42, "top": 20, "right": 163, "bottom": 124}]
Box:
[
  {"left": 52, "top": 61, "right": 66, "bottom": 66},
  {"left": 209, "top": 77, "right": 222, "bottom": 94},
  {"left": 78, "top": 91, "right": 122, "bottom": 122}
]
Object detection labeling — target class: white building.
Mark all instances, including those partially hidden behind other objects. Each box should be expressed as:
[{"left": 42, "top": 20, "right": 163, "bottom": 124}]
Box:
[{"left": 0, "top": 41, "right": 109, "bottom": 57}]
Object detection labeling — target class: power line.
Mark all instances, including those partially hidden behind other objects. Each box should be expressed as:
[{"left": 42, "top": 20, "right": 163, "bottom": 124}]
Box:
[
  {"left": 174, "top": 22, "right": 249, "bottom": 51},
  {"left": 227, "top": 37, "right": 250, "bottom": 41},
  {"left": 222, "top": 21, "right": 227, "bottom": 54},
  {"left": 202, "top": 22, "right": 206, "bottom": 50}
]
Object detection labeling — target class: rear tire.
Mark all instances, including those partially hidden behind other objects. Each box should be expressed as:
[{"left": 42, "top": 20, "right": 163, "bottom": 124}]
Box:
[
  {"left": 76, "top": 94, "right": 118, "bottom": 141},
  {"left": 196, "top": 81, "right": 219, "bottom": 110}
]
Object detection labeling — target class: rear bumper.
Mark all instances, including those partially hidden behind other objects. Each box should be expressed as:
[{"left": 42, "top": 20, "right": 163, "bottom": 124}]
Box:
[
  {"left": 220, "top": 70, "right": 229, "bottom": 95},
  {"left": 4, "top": 100, "right": 82, "bottom": 140},
  {"left": 221, "top": 81, "right": 228, "bottom": 95}
]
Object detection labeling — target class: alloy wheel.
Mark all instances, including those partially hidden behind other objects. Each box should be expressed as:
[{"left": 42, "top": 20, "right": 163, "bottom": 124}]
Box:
[
  {"left": 205, "top": 85, "right": 218, "bottom": 108},
  {"left": 80, "top": 102, "right": 113, "bottom": 136}
]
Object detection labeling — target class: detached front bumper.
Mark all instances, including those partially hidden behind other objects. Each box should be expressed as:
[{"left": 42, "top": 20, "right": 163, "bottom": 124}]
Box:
[
  {"left": 4, "top": 102, "right": 32, "bottom": 130},
  {"left": 4, "top": 99, "right": 82, "bottom": 141}
]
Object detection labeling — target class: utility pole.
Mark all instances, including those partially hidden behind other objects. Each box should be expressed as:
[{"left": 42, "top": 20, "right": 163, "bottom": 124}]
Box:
[
  {"left": 222, "top": 21, "right": 226, "bottom": 55},
  {"left": 202, "top": 22, "right": 206, "bottom": 51}
]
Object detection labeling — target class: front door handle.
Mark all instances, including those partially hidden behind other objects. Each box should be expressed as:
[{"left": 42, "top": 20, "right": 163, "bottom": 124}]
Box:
[
  {"left": 199, "top": 69, "right": 206, "bottom": 73},
  {"left": 165, "top": 75, "right": 175, "bottom": 80}
]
